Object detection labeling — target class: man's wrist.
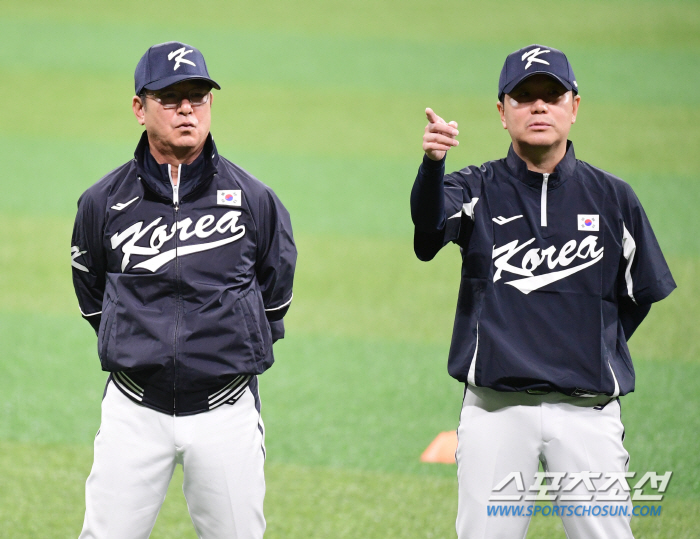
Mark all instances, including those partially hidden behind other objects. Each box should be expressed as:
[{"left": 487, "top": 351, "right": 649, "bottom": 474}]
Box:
[{"left": 422, "top": 153, "right": 446, "bottom": 170}]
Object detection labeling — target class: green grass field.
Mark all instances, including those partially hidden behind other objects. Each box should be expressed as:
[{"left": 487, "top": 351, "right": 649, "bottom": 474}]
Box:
[{"left": 1, "top": 0, "right": 698, "bottom": 537}]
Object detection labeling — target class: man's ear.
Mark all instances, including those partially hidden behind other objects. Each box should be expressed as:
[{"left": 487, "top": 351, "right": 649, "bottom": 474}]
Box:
[
  {"left": 497, "top": 100, "right": 507, "bottom": 129},
  {"left": 571, "top": 93, "right": 581, "bottom": 124},
  {"left": 132, "top": 96, "right": 146, "bottom": 126}
]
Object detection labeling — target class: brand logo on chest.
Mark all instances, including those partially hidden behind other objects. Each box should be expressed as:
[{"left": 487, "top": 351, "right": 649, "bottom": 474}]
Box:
[
  {"left": 493, "top": 235, "right": 604, "bottom": 294},
  {"left": 110, "top": 211, "right": 246, "bottom": 272}
]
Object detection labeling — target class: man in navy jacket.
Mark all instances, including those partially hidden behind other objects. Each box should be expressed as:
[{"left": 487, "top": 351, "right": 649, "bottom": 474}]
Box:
[
  {"left": 71, "top": 42, "right": 296, "bottom": 539},
  {"left": 412, "top": 45, "right": 674, "bottom": 539}
]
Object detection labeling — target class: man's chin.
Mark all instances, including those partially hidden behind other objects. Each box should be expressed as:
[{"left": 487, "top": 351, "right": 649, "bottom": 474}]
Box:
[
  {"left": 519, "top": 136, "right": 563, "bottom": 149},
  {"left": 170, "top": 134, "right": 204, "bottom": 149}
]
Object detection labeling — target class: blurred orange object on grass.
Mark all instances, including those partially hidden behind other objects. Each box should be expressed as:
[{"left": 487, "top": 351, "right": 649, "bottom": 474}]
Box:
[{"left": 420, "top": 431, "right": 458, "bottom": 464}]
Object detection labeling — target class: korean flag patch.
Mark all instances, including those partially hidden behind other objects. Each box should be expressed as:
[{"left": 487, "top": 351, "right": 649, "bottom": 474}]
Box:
[
  {"left": 217, "top": 190, "right": 241, "bottom": 207},
  {"left": 578, "top": 214, "right": 599, "bottom": 232}
]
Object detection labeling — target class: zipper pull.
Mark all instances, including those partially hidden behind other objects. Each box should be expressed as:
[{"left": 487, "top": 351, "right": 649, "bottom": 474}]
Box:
[
  {"left": 168, "top": 164, "right": 181, "bottom": 209},
  {"left": 541, "top": 173, "right": 549, "bottom": 227}
]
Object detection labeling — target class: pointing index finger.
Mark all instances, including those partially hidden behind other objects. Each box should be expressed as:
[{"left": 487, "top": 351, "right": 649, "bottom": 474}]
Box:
[{"left": 425, "top": 107, "right": 445, "bottom": 125}]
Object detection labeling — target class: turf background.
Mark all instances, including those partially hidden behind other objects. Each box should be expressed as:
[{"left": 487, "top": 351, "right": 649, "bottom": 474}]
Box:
[{"left": 0, "top": 0, "right": 698, "bottom": 537}]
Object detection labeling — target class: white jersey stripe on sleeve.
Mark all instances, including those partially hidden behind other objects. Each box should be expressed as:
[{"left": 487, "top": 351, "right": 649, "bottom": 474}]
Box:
[
  {"left": 449, "top": 198, "right": 479, "bottom": 221},
  {"left": 607, "top": 362, "right": 620, "bottom": 398},
  {"left": 621, "top": 223, "right": 637, "bottom": 305},
  {"left": 265, "top": 294, "right": 293, "bottom": 312},
  {"left": 467, "top": 323, "right": 479, "bottom": 386}
]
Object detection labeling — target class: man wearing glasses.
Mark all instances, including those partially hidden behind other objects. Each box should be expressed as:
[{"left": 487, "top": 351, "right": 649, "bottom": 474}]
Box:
[{"left": 71, "top": 42, "right": 296, "bottom": 538}]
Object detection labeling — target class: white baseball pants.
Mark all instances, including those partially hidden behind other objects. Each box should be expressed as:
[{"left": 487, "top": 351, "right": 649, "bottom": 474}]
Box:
[
  {"left": 456, "top": 385, "right": 634, "bottom": 539},
  {"left": 79, "top": 380, "right": 266, "bottom": 539}
]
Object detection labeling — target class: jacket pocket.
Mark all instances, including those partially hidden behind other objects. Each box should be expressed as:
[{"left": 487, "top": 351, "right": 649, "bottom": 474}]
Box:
[
  {"left": 97, "top": 291, "right": 118, "bottom": 370},
  {"left": 184, "top": 288, "right": 272, "bottom": 374},
  {"left": 240, "top": 288, "right": 272, "bottom": 367}
]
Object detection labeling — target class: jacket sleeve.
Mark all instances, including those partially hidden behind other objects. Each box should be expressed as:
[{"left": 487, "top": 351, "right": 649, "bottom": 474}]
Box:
[
  {"left": 618, "top": 186, "right": 676, "bottom": 307},
  {"left": 616, "top": 186, "right": 676, "bottom": 337},
  {"left": 411, "top": 155, "right": 475, "bottom": 261},
  {"left": 71, "top": 191, "right": 107, "bottom": 334},
  {"left": 618, "top": 296, "right": 651, "bottom": 340},
  {"left": 255, "top": 188, "right": 297, "bottom": 332}
]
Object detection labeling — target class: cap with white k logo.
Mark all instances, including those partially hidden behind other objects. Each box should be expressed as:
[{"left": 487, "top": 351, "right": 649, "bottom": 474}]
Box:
[
  {"left": 498, "top": 44, "right": 577, "bottom": 102},
  {"left": 134, "top": 41, "right": 221, "bottom": 95}
]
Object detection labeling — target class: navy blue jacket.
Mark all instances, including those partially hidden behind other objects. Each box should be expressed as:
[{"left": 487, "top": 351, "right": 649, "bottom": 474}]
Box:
[
  {"left": 71, "top": 132, "right": 296, "bottom": 415},
  {"left": 411, "top": 142, "right": 675, "bottom": 397}
]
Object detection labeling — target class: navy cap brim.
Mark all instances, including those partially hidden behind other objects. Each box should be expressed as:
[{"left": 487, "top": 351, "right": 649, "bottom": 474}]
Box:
[
  {"left": 140, "top": 74, "right": 221, "bottom": 94},
  {"left": 500, "top": 71, "right": 575, "bottom": 101}
]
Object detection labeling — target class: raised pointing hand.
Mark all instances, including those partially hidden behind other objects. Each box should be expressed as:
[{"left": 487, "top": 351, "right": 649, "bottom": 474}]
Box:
[{"left": 423, "top": 108, "right": 459, "bottom": 161}]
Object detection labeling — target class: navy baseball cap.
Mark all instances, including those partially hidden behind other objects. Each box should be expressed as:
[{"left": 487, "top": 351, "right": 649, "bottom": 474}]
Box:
[
  {"left": 134, "top": 41, "right": 221, "bottom": 95},
  {"left": 498, "top": 44, "right": 577, "bottom": 101}
]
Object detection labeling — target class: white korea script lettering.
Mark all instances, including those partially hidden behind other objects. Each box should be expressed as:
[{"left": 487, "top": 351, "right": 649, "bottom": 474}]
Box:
[
  {"left": 492, "top": 235, "right": 604, "bottom": 294},
  {"left": 110, "top": 211, "right": 245, "bottom": 272}
]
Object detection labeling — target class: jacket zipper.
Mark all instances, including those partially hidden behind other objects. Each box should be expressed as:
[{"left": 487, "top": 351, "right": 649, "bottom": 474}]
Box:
[
  {"left": 541, "top": 173, "right": 549, "bottom": 227},
  {"left": 169, "top": 165, "right": 182, "bottom": 414}
]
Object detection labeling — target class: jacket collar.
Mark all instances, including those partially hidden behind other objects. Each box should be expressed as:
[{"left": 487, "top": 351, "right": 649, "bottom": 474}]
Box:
[
  {"left": 505, "top": 140, "right": 577, "bottom": 188},
  {"left": 133, "top": 131, "right": 220, "bottom": 202}
]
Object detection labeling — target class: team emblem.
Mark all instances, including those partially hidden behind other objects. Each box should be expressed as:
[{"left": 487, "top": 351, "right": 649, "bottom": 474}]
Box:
[
  {"left": 168, "top": 47, "right": 196, "bottom": 71},
  {"left": 217, "top": 190, "right": 241, "bottom": 207},
  {"left": 71, "top": 246, "right": 88, "bottom": 272},
  {"left": 578, "top": 214, "right": 600, "bottom": 232},
  {"left": 521, "top": 48, "right": 550, "bottom": 70}
]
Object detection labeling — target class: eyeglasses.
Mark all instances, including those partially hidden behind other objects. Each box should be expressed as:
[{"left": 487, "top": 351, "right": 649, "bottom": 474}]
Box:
[{"left": 143, "top": 88, "right": 211, "bottom": 109}]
